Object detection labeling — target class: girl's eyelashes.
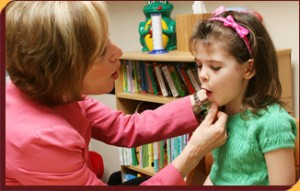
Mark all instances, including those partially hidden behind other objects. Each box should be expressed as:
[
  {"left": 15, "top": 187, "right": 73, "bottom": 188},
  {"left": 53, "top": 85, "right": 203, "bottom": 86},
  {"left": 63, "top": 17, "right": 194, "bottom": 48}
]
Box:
[
  {"left": 194, "top": 58, "right": 221, "bottom": 71},
  {"left": 194, "top": 59, "right": 202, "bottom": 68},
  {"left": 196, "top": 63, "right": 202, "bottom": 69},
  {"left": 196, "top": 63, "right": 221, "bottom": 71}
]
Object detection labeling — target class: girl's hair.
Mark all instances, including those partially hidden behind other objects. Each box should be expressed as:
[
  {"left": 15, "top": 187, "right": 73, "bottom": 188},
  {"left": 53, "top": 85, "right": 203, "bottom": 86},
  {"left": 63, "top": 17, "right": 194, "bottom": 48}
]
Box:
[
  {"left": 6, "top": 1, "right": 109, "bottom": 106},
  {"left": 189, "top": 11, "right": 283, "bottom": 114}
]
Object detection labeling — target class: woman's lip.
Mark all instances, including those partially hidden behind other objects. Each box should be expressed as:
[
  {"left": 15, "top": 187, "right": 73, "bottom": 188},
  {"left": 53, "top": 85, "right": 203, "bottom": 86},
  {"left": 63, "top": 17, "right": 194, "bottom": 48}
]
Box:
[{"left": 112, "top": 71, "right": 118, "bottom": 80}]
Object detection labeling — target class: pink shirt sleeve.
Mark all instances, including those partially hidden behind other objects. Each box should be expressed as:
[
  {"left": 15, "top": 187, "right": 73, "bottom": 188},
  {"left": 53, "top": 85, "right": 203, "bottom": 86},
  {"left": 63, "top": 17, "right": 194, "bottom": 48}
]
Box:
[{"left": 84, "top": 96, "right": 199, "bottom": 147}]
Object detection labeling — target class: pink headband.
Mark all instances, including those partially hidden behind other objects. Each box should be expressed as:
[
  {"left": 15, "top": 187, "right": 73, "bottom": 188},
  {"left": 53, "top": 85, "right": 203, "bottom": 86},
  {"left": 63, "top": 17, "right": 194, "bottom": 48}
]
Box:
[{"left": 209, "top": 15, "right": 252, "bottom": 56}]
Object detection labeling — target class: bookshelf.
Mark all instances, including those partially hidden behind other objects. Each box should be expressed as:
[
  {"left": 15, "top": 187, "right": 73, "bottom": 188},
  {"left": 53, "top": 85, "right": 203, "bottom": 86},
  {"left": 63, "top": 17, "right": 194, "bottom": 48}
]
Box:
[{"left": 115, "top": 49, "right": 294, "bottom": 183}]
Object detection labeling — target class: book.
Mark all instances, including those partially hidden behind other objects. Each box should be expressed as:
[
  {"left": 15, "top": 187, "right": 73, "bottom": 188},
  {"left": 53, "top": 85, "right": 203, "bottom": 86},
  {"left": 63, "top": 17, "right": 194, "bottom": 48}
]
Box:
[
  {"left": 139, "top": 61, "right": 148, "bottom": 93},
  {"left": 145, "top": 62, "right": 154, "bottom": 94},
  {"left": 153, "top": 141, "right": 159, "bottom": 172},
  {"left": 153, "top": 140, "right": 165, "bottom": 172},
  {"left": 122, "top": 61, "right": 128, "bottom": 92},
  {"left": 154, "top": 64, "right": 169, "bottom": 97},
  {"left": 126, "top": 60, "right": 134, "bottom": 93},
  {"left": 168, "top": 65, "right": 186, "bottom": 97},
  {"left": 147, "top": 62, "right": 161, "bottom": 95},
  {"left": 166, "top": 138, "right": 172, "bottom": 164},
  {"left": 119, "top": 147, "right": 124, "bottom": 165},
  {"left": 133, "top": 61, "right": 142, "bottom": 93},
  {"left": 148, "top": 143, "right": 154, "bottom": 168},
  {"left": 131, "top": 147, "right": 139, "bottom": 166},
  {"left": 161, "top": 65, "right": 179, "bottom": 97},
  {"left": 176, "top": 63, "right": 196, "bottom": 94},
  {"left": 160, "top": 140, "right": 168, "bottom": 168},
  {"left": 141, "top": 144, "right": 149, "bottom": 168},
  {"left": 186, "top": 67, "right": 201, "bottom": 91}
]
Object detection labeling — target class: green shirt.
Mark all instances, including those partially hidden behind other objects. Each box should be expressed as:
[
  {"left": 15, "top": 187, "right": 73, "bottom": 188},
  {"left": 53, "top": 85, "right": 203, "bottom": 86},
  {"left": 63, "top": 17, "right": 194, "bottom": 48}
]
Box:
[{"left": 210, "top": 103, "right": 297, "bottom": 185}]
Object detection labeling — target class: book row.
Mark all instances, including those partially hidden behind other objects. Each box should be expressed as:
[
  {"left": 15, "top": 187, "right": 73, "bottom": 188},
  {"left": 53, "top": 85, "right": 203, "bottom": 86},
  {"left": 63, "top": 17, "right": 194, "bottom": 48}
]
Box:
[
  {"left": 119, "top": 134, "right": 190, "bottom": 173},
  {"left": 121, "top": 60, "right": 202, "bottom": 97}
]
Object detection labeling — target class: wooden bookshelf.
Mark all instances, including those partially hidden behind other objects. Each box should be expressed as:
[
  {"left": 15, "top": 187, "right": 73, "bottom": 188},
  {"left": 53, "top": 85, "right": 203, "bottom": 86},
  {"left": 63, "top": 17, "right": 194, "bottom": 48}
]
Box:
[{"left": 115, "top": 49, "right": 294, "bottom": 183}]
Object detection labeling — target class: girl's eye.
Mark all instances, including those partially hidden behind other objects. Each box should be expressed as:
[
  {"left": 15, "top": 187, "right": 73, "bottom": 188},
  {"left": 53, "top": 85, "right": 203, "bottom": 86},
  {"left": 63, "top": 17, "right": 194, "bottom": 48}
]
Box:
[
  {"left": 196, "top": 63, "right": 202, "bottom": 69},
  {"left": 194, "top": 60, "right": 202, "bottom": 69}
]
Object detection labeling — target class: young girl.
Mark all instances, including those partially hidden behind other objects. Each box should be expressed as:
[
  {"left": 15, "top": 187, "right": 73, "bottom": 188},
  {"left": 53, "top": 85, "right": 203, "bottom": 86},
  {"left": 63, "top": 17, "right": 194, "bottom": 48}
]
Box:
[{"left": 189, "top": 7, "right": 297, "bottom": 185}]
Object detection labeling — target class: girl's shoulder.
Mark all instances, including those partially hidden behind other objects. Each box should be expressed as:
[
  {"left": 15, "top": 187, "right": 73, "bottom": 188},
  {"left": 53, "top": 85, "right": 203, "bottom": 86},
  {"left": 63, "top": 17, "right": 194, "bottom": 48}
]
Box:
[
  {"left": 257, "top": 103, "right": 295, "bottom": 123},
  {"left": 238, "top": 103, "right": 297, "bottom": 138},
  {"left": 249, "top": 103, "right": 296, "bottom": 131},
  {"left": 253, "top": 104, "right": 297, "bottom": 153}
]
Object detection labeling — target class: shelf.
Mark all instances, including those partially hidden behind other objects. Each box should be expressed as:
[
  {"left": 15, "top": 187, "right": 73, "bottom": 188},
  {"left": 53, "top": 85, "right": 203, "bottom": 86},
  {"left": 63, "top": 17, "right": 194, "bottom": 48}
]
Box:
[
  {"left": 120, "top": 50, "right": 195, "bottom": 62},
  {"left": 122, "top": 165, "right": 156, "bottom": 176},
  {"left": 120, "top": 49, "right": 291, "bottom": 62},
  {"left": 116, "top": 92, "right": 177, "bottom": 104}
]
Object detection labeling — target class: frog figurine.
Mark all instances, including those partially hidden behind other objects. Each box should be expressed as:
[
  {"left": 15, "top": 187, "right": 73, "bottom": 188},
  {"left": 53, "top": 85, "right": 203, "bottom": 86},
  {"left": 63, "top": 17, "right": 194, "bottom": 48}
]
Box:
[{"left": 139, "top": 1, "right": 177, "bottom": 52}]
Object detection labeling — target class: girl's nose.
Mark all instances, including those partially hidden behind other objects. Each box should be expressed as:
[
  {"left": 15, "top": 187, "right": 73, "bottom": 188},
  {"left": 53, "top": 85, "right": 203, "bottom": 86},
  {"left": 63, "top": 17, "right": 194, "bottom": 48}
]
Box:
[{"left": 198, "top": 68, "right": 209, "bottom": 84}]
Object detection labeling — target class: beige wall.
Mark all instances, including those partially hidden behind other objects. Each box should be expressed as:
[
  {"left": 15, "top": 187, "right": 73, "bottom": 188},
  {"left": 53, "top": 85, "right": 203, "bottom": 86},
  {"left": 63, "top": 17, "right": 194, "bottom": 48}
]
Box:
[{"left": 90, "top": 1, "right": 299, "bottom": 183}]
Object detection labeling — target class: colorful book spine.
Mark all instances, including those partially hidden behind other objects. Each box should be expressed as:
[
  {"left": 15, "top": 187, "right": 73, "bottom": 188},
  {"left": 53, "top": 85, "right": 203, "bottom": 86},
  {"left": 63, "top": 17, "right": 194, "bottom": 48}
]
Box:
[
  {"left": 153, "top": 141, "right": 159, "bottom": 172},
  {"left": 122, "top": 61, "right": 128, "bottom": 92},
  {"left": 166, "top": 138, "right": 172, "bottom": 164},
  {"left": 131, "top": 148, "right": 138, "bottom": 166},
  {"left": 135, "top": 62, "right": 143, "bottom": 93},
  {"left": 142, "top": 144, "right": 149, "bottom": 168},
  {"left": 160, "top": 140, "right": 167, "bottom": 169},
  {"left": 145, "top": 62, "right": 154, "bottom": 94},
  {"left": 176, "top": 63, "right": 195, "bottom": 94},
  {"left": 126, "top": 60, "right": 133, "bottom": 93},
  {"left": 168, "top": 65, "right": 186, "bottom": 97},
  {"left": 148, "top": 143, "right": 153, "bottom": 168},
  {"left": 139, "top": 61, "right": 148, "bottom": 93},
  {"left": 162, "top": 65, "right": 179, "bottom": 97},
  {"left": 147, "top": 63, "right": 160, "bottom": 95},
  {"left": 186, "top": 67, "right": 201, "bottom": 91},
  {"left": 154, "top": 64, "right": 169, "bottom": 97}
]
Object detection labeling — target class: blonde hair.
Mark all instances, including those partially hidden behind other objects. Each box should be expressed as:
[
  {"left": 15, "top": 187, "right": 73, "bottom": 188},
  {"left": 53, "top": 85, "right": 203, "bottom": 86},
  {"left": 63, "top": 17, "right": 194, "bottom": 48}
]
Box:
[{"left": 6, "top": 1, "right": 109, "bottom": 106}]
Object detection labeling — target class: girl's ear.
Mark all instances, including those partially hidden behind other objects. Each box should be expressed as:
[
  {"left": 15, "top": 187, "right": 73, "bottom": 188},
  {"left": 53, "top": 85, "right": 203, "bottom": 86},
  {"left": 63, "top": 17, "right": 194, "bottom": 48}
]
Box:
[{"left": 243, "top": 59, "right": 256, "bottom": 79}]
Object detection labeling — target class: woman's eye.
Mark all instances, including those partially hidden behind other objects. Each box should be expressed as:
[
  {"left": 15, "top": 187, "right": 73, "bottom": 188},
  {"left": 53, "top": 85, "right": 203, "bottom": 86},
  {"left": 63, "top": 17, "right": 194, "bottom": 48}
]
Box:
[{"left": 211, "top": 66, "right": 221, "bottom": 71}]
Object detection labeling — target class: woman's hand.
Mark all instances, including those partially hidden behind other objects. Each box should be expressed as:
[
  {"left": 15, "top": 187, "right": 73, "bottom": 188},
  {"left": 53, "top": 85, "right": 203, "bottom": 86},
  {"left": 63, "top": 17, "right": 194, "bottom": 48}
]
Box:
[{"left": 172, "top": 103, "right": 228, "bottom": 177}]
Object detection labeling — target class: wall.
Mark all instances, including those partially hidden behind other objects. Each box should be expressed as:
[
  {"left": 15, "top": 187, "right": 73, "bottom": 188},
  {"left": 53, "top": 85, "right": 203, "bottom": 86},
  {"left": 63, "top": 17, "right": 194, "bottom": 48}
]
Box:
[{"left": 90, "top": 1, "right": 299, "bottom": 183}]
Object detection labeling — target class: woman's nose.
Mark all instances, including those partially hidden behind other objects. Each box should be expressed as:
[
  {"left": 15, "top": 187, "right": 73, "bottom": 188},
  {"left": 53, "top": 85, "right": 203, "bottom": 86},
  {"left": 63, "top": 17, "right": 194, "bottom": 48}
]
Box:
[{"left": 110, "top": 42, "right": 123, "bottom": 62}]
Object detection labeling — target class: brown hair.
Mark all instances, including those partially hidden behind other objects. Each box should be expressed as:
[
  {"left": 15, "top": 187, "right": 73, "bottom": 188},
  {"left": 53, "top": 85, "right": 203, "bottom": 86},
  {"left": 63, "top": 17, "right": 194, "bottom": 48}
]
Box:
[
  {"left": 189, "top": 11, "right": 283, "bottom": 114},
  {"left": 6, "top": 1, "right": 109, "bottom": 106}
]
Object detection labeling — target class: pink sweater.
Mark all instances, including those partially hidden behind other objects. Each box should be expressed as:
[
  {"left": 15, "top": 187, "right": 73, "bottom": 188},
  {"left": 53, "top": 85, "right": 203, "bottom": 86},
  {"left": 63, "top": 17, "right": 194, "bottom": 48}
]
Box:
[{"left": 6, "top": 82, "right": 198, "bottom": 185}]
